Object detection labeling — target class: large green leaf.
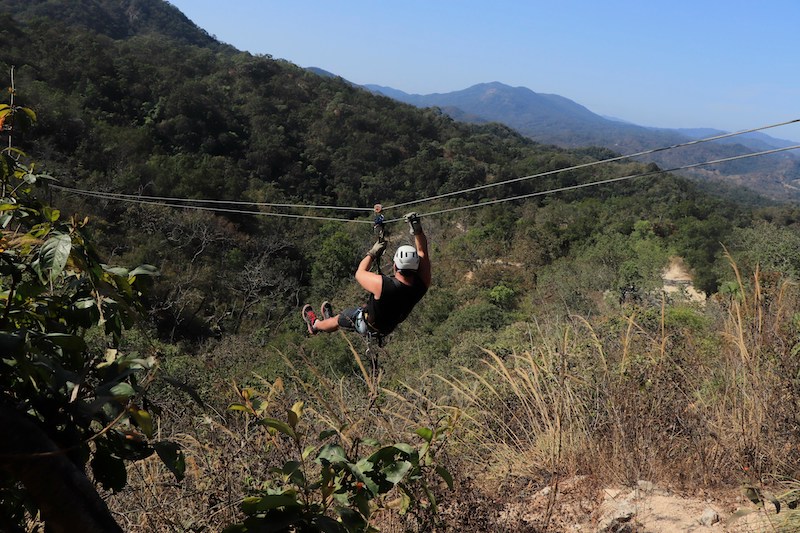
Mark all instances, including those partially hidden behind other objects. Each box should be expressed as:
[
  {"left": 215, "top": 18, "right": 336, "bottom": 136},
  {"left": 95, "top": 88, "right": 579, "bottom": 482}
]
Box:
[
  {"left": 109, "top": 382, "right": 135, "bottom": 399},
  {"left": 240, "top": 494, "right": 301, "bottom": 513},
  {"left": 38, "top": 232, "right": 71, "bottom": 282},
  {"left": 317, "top": 444, "right": 348, "bottom": 465},
  {"left": 382, "top": 460, "right": 412, "bottom": 485},
  {"left": 20, "top": 106, "right": 36, "bottom": 123},
  {"left": 0, "top": 212, "right": 13, "bottom": 228},
  {"left": 260, "top": 417, "right": 297, "bottom": 440},
  {"left": 102, "top": 265, "right": 129, "bottom": 277},
  {"left": 42, "top": 333, "right": 87, "bottom": 353},
  {"left": 281, "top": 460, "right": 302, "bottom": 476},
  {"left": 338, "top": 508, "right": 367, "bottom": 533},
  {"left": 129, "top": 264, "right": 159, "bottom": 278},
  {"left": 368, "top": 444, "right": 415, "bottom": 465},
  {"left": 42, "top": 206, "right": 59, "bottom": 222},
  {"left": 349, "top": 459, "right": 380, "bottom": 496},
  {"left": 73, "top": 297, "right": 97, "bottom": 310},
  {"left": 390, "top": 443, "right": 415, "bottom": 455},
  {"left": 415, "top": 427, "right": 434, "bottom": 443},
  {"left": 319, "top": 429, "right": 338, "bottom": 440},
  {"left": 436, "top": 465, "right": 454, "bottom": 489},
  {"left": 130, "top": 408, "right": 154, "bottom": 438}
]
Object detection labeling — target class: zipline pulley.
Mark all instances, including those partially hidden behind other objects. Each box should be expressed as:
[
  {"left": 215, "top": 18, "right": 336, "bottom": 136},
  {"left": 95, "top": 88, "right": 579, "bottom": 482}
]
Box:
[
  {"left": 371, "top": 203, "right": 387, "bottom": 275},
  {"left": 373, "top": 203, "right": 386, "bottom": 242}
]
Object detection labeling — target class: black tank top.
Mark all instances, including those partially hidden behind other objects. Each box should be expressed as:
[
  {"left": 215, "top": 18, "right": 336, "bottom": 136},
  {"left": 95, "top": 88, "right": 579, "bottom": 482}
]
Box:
[{"left": 366, "top": 275, "right": 428, "bottom": 334}]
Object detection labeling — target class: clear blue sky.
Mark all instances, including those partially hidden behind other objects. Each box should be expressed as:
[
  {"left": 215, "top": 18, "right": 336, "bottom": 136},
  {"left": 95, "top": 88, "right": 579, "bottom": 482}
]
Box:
[{"left": 167, "top": 0, "right": 800, "bottom": 142}]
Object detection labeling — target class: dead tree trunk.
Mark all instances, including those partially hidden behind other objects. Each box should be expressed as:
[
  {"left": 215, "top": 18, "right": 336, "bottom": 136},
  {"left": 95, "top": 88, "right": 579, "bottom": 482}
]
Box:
[{"left": 0, "top": 408, "right": 122, "bottom": 533}]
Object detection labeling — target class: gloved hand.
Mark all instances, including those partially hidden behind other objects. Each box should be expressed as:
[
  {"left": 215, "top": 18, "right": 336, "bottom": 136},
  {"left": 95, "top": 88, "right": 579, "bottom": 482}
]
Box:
[
  {"left": 367, "top": 240, "right": 386, "bottom": 259},
  {"left": 404, "top": 212, "right": 423, "bottom": 235}
]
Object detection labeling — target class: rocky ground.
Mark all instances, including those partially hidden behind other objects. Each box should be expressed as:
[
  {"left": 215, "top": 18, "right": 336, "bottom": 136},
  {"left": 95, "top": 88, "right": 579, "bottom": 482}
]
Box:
[
  {"left": 429, "top": 476, "right": 790, "bottom": 532},
  {"left": 494, "top": 476, "right": 785, "bottom": 532}
]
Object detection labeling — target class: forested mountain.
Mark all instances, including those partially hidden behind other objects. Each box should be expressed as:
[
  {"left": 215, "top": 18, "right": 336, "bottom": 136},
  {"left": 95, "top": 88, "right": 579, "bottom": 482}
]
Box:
[
  {"left": 366, "top": 81, "right": 608, "bottom": 131},
  {"left": 0, "top": 0, "right": 220, "bottom": 46},
  {"left": 6, "top": 1, "right": 800, "bottom": 531},
  {"left": 366, "top": 82, "right": 800, "bottom": 201}
]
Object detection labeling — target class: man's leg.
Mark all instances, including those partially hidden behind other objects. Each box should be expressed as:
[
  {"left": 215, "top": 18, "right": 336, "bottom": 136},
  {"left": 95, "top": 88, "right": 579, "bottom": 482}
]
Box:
[
  {"left": 314, "top": 301, "right": 340, "bottom": 332},
  {"left": 302, "top": 303, "right": 340, "bottom": 334},
  {"left": 313, "top": 315, "right": 340, "bottom": 332}
]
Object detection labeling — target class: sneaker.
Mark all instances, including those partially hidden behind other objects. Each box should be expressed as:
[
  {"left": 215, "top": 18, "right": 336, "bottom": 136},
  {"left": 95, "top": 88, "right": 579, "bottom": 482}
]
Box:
[
  {"left": 301, "top": 304, "right": 318, "bottom": 334},
  {"left": 321, "top": 301, "right": 333, "bottom": 320}
]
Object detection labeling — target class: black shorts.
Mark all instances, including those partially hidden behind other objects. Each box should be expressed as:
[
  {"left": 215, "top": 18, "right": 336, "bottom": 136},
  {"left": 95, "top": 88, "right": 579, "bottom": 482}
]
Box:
[{"left": 338, "top": 307, "right": 369, "bottom": 335}]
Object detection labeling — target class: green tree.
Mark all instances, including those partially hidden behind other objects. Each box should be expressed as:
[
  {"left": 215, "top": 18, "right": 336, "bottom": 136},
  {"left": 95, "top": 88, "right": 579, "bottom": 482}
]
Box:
[
  {"left": 673, "top": 214, "right": 731, "bottom": 294},
  {"left": 311, "top": 226, "right": 359, "bottom": 295},
  {"left": 0, "top": 78, "right": 175, "bottom": 532},
  {"left": 728, "top": 221, "right": 800, "bottom": 280},
  {"left": 224, "top": 395, "right": 453, "bottom": 533}
]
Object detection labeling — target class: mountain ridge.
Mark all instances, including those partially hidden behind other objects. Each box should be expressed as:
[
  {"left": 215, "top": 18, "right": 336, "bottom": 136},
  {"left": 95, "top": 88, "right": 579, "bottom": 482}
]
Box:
[
  {"left": 4, "top": 0, "right": 797, "bottom": 201},
  {"left": 362, "top": 81, "right": 800, "bottom": 201},
  {"left": 365, "top": 82, "right": 799, "bottom": 152}
]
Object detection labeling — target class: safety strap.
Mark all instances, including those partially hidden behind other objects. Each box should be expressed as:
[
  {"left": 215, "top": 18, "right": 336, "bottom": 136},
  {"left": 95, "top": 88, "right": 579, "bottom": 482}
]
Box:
[
  {"left": 362, "top": 310, "right": 385, "bottom": 347},
  {"left": 369, "top": 330, "right": 385, "bottom": 348},
  {"left": 372, "top": 203, "right": 386, "bottom": 275}
]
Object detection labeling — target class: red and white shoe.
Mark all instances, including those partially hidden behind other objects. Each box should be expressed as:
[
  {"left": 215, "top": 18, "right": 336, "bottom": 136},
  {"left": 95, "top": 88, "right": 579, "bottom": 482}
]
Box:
[
  {"left": 321, "top": 301, "right": 334, "bottom": 320},
  {"left": 301, "top": 304, "right": 318, "bottom": 334}
]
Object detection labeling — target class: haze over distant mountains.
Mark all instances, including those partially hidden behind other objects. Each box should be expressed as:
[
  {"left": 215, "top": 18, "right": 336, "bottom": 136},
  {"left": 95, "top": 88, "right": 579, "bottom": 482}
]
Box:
[
  {"left": 364, "top": 81, "right": 798, "bottom": 152},
  {"left": 353, "top": 79, "right": 800, "bottom": 201}
]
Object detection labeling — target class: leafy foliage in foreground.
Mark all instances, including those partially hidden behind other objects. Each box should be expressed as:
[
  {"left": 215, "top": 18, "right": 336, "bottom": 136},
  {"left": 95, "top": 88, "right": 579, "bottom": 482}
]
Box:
[
  {"left": 0, "top": 79, "right": 181, "bottom": 530},
  {"left": 225, "top": 390, "right": 453, "bottom": 533}
]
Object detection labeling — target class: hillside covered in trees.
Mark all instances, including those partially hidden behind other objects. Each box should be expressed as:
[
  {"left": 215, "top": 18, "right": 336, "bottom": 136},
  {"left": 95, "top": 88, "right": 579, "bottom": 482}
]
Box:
[
  {"left": 365, "top": 81, "right": 800, "bottom": 202},
  {"left": 2, "top": 0, "right": 794, "bottom": 339},
  {"left": 4, "top": 1, "right": 800, "bottom": 531}
]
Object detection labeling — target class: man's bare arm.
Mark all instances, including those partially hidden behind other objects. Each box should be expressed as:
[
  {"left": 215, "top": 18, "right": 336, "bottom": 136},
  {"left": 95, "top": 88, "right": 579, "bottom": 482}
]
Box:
[
  {"left": 415, "top": 231, "right": 431, "bottom": 288},
  {"left": 355, "top": 254, "right": 383, "bottom": 297}
]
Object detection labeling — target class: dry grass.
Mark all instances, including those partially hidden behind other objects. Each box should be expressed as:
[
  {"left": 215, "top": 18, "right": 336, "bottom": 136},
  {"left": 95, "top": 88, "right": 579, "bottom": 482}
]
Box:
[
  {"left": 107, "top": 263, "right": 800, "bottom": 531},
  {"left": 436, "top": 261, "right": 800, "bottom": 495},
  {"left": 107, "top": 331, "right": 461, "bottom": 532},
  {"left": 435, "top": 322, "right": 592, "bottom": 481}
]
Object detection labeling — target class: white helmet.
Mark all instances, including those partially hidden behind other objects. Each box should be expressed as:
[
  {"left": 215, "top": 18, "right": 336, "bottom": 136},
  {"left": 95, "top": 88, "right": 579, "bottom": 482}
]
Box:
[{"left": 393, "top": 245, "right": 420, "bottom": 271}]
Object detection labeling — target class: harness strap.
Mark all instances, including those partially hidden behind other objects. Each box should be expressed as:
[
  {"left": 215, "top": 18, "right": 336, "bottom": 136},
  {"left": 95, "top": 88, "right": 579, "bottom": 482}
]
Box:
[{"left": 362, "top": 310, "right": 385, "bottom": 347}]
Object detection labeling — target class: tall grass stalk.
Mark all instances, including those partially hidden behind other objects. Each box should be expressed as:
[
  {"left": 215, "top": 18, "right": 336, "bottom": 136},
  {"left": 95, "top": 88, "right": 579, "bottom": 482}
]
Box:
[
  {"left": 711, "top": 257, "right": 800, "bottom": 480},
  {"left": 439, "top": 328, "right": 591, "bottom": 478},
  {"left": 436, "top": 258, "right": 800, "bottom": 494}
]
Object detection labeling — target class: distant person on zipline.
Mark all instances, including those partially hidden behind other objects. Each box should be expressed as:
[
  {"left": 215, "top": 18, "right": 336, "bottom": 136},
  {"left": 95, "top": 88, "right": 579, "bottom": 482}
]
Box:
[{"left": 302, "top": 213, "right": 431, "bottom": 339}]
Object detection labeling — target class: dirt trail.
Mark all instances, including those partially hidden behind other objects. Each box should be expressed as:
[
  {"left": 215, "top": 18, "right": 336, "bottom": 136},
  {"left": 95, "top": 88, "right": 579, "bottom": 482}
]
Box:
[{"left": 662, "top": 257, "right": 706, "bottom": 303}]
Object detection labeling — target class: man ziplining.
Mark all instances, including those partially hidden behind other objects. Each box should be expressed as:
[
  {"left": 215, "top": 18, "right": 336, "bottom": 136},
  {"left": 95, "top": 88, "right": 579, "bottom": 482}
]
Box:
[{"left": 302, "top": 213, "right": 431, "bottom": 340}]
